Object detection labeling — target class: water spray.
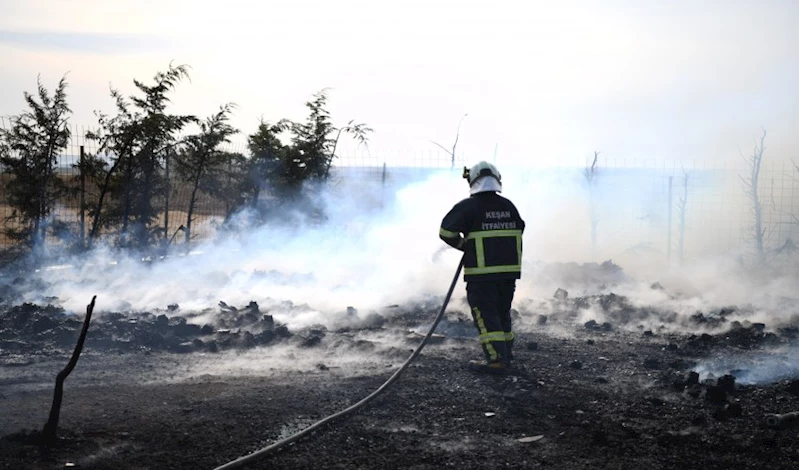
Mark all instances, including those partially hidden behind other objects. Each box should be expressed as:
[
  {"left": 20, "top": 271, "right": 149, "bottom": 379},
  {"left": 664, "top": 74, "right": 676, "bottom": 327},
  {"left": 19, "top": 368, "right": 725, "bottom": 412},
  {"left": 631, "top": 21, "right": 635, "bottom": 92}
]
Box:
[{"left": 213, "top": 254, "right": 465, "bottom": 470}]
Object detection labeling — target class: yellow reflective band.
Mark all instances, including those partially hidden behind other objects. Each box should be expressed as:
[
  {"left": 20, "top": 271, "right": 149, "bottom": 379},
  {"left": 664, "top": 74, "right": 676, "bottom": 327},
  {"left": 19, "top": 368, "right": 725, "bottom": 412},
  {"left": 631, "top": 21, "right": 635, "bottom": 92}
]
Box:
[
  {"left": 472, "top": 307, "right": 488, "bottom": 335},
  {"left": 505, "top": 331, "right": 515, "bottom": 341},
  {"left": 472, "top": 307, "right": 497, "bottom": 360},
  {"left": 479, "top": 331, "right": 508, "bottom": 344},
  {"left": 464, "top": 265, "right": 521, "bottom": 275},
  {"left": 485, "top": 344, "right": 498, "bottom": 360},
  {"left": 464, "top": 229, "right": 522, "bottom": 273},
  {"left": 475, "top": 237, "right": 485, "bottom": 268},
  {"left": 467, "top": 229, "right": 523, "bottom": 240},
  {"left": 439, "top": 227, "right": 459, "bottom": 238}
]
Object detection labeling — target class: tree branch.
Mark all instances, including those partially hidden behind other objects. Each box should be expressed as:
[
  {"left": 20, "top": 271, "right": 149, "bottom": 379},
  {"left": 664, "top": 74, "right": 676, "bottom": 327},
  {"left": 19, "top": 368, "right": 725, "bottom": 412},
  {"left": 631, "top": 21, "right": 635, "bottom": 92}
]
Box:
[
  {"left": 430, "top": 113, "right": 468, "bottom": 169},
  {"left": 429, "top": 141, "right": 451, "bottom": 154}
]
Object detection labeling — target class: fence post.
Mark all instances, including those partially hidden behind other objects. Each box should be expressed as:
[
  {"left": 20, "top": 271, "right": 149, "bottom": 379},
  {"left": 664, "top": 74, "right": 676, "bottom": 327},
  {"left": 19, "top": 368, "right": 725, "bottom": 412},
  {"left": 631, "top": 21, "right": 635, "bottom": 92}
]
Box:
[
  {"left": 79, "top": 145, "right": 86, "bottom": 249},
  {"left": 164, "top": 149, "right": 170, "bottom": 246},
  {"left": 667, "top": 175, "right": 673, "bottom": 265},
  {"left": 226, "top": 160, "right": 232, "bottom": 216},
  {"left": 381, "top": 162, "right": 387, "bottom": 210}
]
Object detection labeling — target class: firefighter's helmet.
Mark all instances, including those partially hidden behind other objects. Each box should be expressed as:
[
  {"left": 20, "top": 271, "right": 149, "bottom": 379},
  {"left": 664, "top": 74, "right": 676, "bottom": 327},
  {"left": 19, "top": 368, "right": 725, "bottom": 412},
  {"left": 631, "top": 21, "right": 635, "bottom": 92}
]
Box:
[{"left": 463, "top": 161, "right": 501, "bottom": 185}]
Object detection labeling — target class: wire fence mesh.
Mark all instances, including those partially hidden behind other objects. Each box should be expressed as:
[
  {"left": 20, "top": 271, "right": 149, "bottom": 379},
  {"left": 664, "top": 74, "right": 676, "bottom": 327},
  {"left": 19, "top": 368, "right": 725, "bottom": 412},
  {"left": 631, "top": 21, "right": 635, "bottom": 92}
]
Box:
[
  {"left": 579, "top": 156, "right": 799, "bottom": 263},
  {"left": 1, "top": 121, "right": 798, "bottom": 263}
]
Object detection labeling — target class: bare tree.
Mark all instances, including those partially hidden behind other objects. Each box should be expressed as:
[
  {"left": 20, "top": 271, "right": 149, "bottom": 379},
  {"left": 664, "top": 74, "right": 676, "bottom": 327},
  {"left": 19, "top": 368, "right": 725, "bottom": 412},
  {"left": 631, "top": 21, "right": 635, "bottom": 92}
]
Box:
[
  {"left": 431, "top": 113, "right": 468, "bottom": 169},
  {"left": 739, "top": 129, "right": 768, "bottom": 263},
  {"left": 792, "top": 159, "right": 799, "bottom": 227},
  {"left": 676, "top": 172, "right": 689, "bottom": 264},
  {"left": 583, "top": 151, "right": 600, "bottom": 251}
]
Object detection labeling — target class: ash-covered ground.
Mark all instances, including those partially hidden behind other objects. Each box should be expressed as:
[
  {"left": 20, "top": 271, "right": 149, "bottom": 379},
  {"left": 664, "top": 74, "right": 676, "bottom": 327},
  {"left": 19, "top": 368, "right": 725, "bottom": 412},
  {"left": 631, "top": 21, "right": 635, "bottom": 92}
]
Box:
[{"left": 2, "top": 259, "right": 799, "bottom": 469}]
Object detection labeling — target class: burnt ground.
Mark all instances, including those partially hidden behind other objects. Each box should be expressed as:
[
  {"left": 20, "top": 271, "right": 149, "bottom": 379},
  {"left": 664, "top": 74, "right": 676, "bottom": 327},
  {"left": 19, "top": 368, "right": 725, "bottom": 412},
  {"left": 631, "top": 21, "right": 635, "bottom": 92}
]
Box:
[{"left": 2, "top": 289, "right": 799, "bottom": 469}]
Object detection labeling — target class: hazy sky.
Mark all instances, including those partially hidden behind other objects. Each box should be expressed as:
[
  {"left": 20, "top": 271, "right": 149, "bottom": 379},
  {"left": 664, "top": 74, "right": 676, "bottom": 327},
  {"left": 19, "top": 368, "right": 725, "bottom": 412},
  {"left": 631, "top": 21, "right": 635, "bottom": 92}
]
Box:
[{"left": 1, "top": 0, "right": 798, "bottom": 167}]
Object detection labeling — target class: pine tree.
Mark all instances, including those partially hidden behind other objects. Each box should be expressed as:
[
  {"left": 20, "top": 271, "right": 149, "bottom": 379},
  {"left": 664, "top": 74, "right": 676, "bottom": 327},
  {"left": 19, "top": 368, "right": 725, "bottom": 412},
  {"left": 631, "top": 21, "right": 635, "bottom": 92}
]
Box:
[{"left": 0, "top": 75, "right": 72, "bottom": 253}]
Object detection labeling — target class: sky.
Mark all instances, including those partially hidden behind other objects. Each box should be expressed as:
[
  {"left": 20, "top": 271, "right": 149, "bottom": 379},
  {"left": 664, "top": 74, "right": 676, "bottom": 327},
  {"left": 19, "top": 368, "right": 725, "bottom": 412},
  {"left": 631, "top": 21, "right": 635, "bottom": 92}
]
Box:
[{"left": 1, "top": 0, "right": 799, "bottom": 167}]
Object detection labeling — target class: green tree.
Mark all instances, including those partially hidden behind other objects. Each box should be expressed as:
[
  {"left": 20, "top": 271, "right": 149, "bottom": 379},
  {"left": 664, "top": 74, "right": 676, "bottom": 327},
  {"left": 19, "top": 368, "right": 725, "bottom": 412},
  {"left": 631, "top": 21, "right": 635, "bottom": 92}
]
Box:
[
  {"left": 214, "top": 150, "right": 249, "bottom": 220},
  {"left": 246, "top": 119, "right": 291, "bottom": 205},
  {"left": 287, "top": 89, "right": 372, "bottom": 183},
  {"left": 235, "top": 89, "right": 372, "bottom": 225},
  {"left": 85, "top": 64, "right": 195, "bottom": 249},
  {"left": 174, "top": 104, "right": 238, "bottom": 247},
  {"left": 127, "top": 64, "right": 196, "bottom": 248},
  {"left": 0, "top": 75, "right": 72, "bottom": 253},
  {"left": 84, "top": 88, "right": 139, "bottom": 248},
  {"left": 238, "top": 90, "right": 372, "bottom": 226},
  {"left": 288, "top": 89, "right": 335, "bottom": 183}
]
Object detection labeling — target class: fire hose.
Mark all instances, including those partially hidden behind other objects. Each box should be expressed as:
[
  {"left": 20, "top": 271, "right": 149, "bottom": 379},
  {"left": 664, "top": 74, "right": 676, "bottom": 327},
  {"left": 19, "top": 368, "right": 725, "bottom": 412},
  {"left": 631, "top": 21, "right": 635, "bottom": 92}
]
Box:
[{"left": 213, "top": 254, "right": 465, "bottom": 470}]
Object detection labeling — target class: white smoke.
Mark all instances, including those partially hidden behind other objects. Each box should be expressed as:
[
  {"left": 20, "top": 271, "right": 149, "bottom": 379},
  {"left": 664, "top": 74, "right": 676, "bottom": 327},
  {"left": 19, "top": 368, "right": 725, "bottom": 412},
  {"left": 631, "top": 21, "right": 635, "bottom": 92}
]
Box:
[
  {"left": 694, "top": 347, "right": 799, "bottom": 385},
  {"left": 15, "top": 164, "right": 798, "bottom": 337}
]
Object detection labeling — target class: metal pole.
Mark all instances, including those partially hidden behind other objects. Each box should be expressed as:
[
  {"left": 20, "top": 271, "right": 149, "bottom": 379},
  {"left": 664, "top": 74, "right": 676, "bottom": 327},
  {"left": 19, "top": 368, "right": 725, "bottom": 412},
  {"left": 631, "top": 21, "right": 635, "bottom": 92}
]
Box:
[
  {"left": 667, "top": 176, "right": 673, "bottom": 264},
  {"left": 381, "top": 162, "right": 386, "bottom": 210},
  {"left": 79, "top": 145, "right": 86, "bottom": 249}
]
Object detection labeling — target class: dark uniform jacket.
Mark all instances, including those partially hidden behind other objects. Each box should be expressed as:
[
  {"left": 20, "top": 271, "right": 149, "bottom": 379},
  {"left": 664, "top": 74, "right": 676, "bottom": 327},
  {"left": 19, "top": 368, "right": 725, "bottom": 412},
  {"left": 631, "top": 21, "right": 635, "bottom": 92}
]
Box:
[{"left": 439, "top": 191, "right": 525, "bottom": 282}]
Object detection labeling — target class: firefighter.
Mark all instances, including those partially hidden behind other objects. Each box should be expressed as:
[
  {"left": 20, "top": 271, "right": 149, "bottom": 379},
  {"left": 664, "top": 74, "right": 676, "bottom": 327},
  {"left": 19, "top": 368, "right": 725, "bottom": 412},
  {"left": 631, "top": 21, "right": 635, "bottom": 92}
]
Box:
[{"left": 439, "top": 161, "right": 525, "bottom": 373}]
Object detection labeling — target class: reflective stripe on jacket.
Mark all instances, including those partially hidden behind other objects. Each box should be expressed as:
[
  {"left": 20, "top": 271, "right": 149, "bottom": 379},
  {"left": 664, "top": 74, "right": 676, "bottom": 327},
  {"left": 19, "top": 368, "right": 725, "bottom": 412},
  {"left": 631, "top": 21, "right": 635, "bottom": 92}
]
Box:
[{"left": 439, "top": 192, "right": 525, "bottom": 282}]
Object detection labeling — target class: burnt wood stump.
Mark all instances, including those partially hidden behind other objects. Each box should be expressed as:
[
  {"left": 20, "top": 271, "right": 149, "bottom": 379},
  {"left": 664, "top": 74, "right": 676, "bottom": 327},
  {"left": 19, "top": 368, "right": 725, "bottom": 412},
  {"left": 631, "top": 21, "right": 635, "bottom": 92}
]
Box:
[{"left": 40, "top": 295, "right": 96, "bottom": 445}]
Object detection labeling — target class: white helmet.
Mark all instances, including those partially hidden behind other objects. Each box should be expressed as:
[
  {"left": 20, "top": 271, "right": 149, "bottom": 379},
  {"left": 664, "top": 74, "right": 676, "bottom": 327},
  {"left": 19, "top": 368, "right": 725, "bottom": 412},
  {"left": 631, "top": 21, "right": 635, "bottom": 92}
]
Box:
[{"left": 463, "top": 161, "right": 501, "bottom": 191}]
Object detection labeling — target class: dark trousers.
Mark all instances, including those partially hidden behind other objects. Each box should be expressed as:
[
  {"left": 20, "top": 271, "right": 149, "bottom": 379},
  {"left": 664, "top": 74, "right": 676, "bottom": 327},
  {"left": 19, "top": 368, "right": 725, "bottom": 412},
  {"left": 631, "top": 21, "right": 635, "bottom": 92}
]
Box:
[{"left": 466, "top": 280, "right": 516, "bottom": 364}]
